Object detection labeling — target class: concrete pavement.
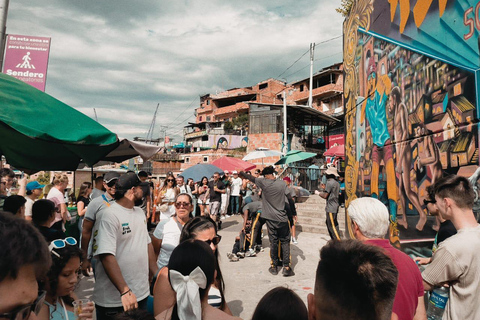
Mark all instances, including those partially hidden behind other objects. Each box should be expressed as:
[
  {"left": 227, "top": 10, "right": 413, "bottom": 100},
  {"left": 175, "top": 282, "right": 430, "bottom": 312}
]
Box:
[
  {"left": 75, "top": 212, "right": 331, "bottom": 320},
  {"left": 217, "top": 214, "right": 329, "bottom": 319}
]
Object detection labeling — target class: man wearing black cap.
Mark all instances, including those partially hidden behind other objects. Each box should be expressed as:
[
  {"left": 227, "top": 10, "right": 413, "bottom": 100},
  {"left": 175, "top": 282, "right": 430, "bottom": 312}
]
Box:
[
  {"left": 239, "top": 166, "right": 295, "bottom": 277},
  {"left": 81, "top": 171, "right": 120, "bottom": 276},
  {"left": 93, "top": 172, "right": 157, "bottom": 320}
]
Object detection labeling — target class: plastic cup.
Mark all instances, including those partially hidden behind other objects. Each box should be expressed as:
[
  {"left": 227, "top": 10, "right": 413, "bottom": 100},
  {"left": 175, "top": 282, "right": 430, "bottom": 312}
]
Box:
[{"left": 72, "top": 299, "right": 90, "bottom": 319}]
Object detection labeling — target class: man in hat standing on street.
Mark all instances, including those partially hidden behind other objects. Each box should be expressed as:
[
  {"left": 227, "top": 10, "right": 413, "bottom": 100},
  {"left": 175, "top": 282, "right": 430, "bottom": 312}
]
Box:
[
  {"left": 93, "top": 172, "right": 157, "bottom": 320},
  {"left": 24, "top": 181, "right": 45, "bottom": 220},
  {"left": 315, "top": 166, "right": 341, "bottom": 240}
]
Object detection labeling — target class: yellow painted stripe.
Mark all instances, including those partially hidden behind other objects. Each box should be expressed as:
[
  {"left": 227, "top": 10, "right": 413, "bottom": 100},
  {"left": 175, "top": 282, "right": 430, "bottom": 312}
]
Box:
[{"left": 329, "top": 212, "right": 341, "bottom": 240}]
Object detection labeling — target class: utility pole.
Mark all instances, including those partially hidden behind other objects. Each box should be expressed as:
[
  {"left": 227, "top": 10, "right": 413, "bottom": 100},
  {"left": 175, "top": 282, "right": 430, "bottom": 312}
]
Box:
[
  {"left": 158, "top": 125, "right": 167, "bottom": 148},
  {"left": 0, "top": 0, "right": 10, "bottom": 72},
  {"left": 308, "top": 42, "right": 315, "bottom": 108},
  {"left": 283, "top": 91, "right": 288, "bottom": 155},
  {"left": 93, "top": 108, "right": 98, "bottom": 122}
]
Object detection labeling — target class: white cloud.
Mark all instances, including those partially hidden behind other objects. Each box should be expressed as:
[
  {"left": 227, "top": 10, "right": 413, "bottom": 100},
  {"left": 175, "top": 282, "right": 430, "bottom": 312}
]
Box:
[{"left": 6, "top": 0, "right": 344, "bottom": 139}]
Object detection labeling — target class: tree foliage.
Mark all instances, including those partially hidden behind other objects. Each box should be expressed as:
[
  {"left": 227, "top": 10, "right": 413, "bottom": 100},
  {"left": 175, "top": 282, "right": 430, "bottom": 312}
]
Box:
[
  {"left": 36, "top": 171, "right": 51, "bottom": 185},
  {"left": 336, "top": 0, "right": 354, "bottom": 17}
]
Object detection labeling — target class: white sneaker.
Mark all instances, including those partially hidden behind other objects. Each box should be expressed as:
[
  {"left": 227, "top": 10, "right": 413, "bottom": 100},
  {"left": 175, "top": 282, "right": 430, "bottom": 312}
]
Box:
[
  {"left": 221, "top": 216, "right": 226, "bottom": 220},
  {"left": 292, "top": 237, "right": 298, "bottom": 244},
  {"left": 226, "top": 214, "right": 232, "bottom": 218},
  {"left": 246, "top": 249, "right": 256, "bottom": 257}
]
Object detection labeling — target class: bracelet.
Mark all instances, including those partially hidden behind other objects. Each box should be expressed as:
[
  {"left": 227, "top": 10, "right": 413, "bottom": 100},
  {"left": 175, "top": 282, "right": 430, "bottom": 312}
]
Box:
[{"left": 121, "top": 289, "right": 131, "bottom": 297}]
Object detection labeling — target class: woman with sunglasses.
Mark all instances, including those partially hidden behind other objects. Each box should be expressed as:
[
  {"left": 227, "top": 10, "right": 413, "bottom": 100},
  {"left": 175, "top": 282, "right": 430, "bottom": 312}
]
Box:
[
  {"left": 155, "top": 175, "right": 179, "bottom": 222},
  {"left": 38, "top": 238, "right": 94, "bottom": 320},
  {"left": 152, "top": 193, "right": 194, "bottom": 273},
  {"left": 153, "top": 216, "right": 232, "bottom": 317},
  {"left": 196, "top": 177, "right": 210, "bottom": 217}
]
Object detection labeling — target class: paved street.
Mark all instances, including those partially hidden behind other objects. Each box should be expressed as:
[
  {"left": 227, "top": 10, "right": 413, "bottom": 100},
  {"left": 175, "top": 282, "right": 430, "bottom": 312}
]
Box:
[{"left": 76, "top": 213, "right": 330, "bottom": 319}]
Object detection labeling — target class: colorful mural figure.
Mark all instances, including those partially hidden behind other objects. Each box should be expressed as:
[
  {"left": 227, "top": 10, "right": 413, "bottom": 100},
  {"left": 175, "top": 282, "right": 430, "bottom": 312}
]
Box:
[
  {"left": 361, "top": 57, "right": 400, "bottom": 245},
  {"left": 343, "top": 0, "right": 479, "bottom": 244}
]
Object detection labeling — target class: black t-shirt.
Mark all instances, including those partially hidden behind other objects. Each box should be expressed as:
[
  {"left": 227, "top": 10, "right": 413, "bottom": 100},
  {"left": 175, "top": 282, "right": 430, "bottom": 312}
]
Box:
[
  {"left": 437, "top": 220, "right": 457, "bottom": 245},
  {"left": 208, "top": 180, "right": 225, "bottom": 202},
  {"left": 139, "top": 181, "right": 151, "bottom": 212},
  {"left": 77, "top": 196, "right": 90, "bottom": 207},
  {"left": 36, "top": 225, "right": 66, "bottom": 243}
]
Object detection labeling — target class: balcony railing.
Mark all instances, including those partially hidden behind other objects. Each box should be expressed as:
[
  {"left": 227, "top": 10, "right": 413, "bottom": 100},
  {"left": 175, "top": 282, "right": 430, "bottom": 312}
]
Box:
[{"left": 151, "top": 153, "right": 182, "bottom": 161}]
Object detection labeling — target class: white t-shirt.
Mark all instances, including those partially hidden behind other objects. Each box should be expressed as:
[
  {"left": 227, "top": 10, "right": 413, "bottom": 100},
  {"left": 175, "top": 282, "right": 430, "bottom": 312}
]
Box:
[
  {"left": 93, "top": 202, "right": 151, "bottom": 307},
  {"left": 153, "top": 217, "right": 183, "bottom": 271},
  {"left": 159, "top": 188, "right": 176, "bottom": 221},
  {"left": 230, "top": 177, "right": 243, "bottom": 196},
  {"left": 177, "top": 184, "right": 192, "bottom": 197},
  {"left": 47, "top": 187, "right": 65, "bottom": 225},
  {"left": 84, "top": 193, "right": 115, "bottom": 259},
  {"left": 24, "top": 197, "right": 35, "bottom": 218}
]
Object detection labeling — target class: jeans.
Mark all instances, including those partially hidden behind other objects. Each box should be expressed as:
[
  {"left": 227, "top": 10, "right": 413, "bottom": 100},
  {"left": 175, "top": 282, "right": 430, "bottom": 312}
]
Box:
[
  {"left": 96, "top": 297, "right": 148, "bottom": 320},
  {"left": 230, "top": 195, "right": 240, "bottom": 214}
]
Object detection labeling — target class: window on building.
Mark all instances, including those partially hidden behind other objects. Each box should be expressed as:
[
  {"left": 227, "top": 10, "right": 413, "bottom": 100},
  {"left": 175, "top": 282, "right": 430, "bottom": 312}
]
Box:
[
  {"left": 259, "top": 83, "right": 268, "bottom": 90},
  {"left": 300, "top": 84, "right": 304, "bottom": 92},
  {"left": 206, "top": 100, "right": 210, "bottom": 105},
  {"left": 203, "top": 156, "right": 209, "bottom": 163},
  {"left": 185, "top": 157, "right": 190, "bottom": 163},
  {"left": 249, "top": 111, "right": 282, "bottom": 134},
  {"left": 206, "top": 116, "right": 211, "bottom": 121}
]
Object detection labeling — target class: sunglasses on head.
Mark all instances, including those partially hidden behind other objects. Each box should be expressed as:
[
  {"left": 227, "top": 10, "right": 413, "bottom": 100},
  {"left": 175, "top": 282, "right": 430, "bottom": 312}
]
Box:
[
  {"left": 48, "top": 237, "right": 77, "bottom": 258},
  {"left": 175, "top": 202, "right": 191, "bottom": 208},
  {"left": 423, "top": 199, "right": 436, "bottom": 205},
  {"left": 0, "top": 290, "right": 46, "bottom": 320},
  {"left": 204, "top": 235, "right": 221, "bottom": 246}
]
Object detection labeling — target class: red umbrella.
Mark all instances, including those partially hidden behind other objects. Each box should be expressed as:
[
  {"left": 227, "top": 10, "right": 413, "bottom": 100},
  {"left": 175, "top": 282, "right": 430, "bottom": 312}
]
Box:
[
  {"left": 211, "top": 156, "right": 256, "bottom": 172},
  {"left": 324, "top": 144, "right": 345, "bottom": 157}
]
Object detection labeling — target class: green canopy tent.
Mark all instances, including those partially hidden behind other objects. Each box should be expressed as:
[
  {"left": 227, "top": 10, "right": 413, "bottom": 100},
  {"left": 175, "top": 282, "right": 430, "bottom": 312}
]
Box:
[
  {"left": 274, "top": 150, "right": 317, "bottom": 165},
  {"left": 0, "top": 73, "right": 119, "bottom": 173}
]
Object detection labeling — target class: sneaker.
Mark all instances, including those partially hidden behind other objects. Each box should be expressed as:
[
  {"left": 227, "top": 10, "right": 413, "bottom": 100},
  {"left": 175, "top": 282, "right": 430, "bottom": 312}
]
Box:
[
  {"left": 246, "top": 249, "right": 256, "bottom": 257},
  {"left": 292, "top": 237, "right": 298, "bottom": 244},
  {"left": 226, "top": 214, "right": 232, "bottom": 218},
  {"left": 282, "top": 267, "right": 295, "bottom": 277},
  {"left": 268, "top": 266, "right": 279, "bottom": 275},
  {"left": 221, "top": 216, "right": 226, "bottom": 220},
  {"left": 237, "top": 252, "right": 245, "bottom": 258},
  {"left": 226, "top": 253, "right": 239, "bottom": 262},
  {"left": 255, "top": 245, "right": 264, "bottom": 252}
]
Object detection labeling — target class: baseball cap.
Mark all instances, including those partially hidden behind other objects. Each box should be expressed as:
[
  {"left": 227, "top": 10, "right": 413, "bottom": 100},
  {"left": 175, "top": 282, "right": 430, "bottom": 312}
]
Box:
[
  {"left": 26, "top": 181, "right": 45, "bottom": 192},
  {"left": 104, "top": 172, "right": 121, "bottom": 183},
  {"left": 283, "top": 177, "right": 291, "bottom": 183},
  {"left": 115, "top": 172, "right": 141, "bottom": 191},
  {"left": 138, "top": 171, "right": 148, "bottom": 178},
  {"left": 232, "top": 170, "right": 238, "bottom": 174}
]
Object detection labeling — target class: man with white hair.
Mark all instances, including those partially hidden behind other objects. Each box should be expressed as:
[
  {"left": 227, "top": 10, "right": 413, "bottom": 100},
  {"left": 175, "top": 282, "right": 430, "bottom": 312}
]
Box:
[{"left": 348, "top": 197, "right": 426, "bottom": 320}]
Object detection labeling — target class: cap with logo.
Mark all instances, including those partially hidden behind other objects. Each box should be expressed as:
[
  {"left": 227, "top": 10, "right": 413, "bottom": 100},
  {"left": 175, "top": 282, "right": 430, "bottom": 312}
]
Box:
[
  {"left": 26, "top": 181, "right": 45, "bottom": 192},
  {"left": 104, "top": 172, "right": 121, "bottom": 183}
]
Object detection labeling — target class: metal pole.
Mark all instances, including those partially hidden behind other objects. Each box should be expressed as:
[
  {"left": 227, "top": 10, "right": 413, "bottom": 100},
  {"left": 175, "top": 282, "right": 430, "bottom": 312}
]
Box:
[
  {"left": 283, "top": 91, "right": 288, "bottom": 155},
  {"left": 0, "top": 0, "right": 10, "bottom": 72},
  {"left": 308, "top": 43, "right": 315, "bottom": 108}
]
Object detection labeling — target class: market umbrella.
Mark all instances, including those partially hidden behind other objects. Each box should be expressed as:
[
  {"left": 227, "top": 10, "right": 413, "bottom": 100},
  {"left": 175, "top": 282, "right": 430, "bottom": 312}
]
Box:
[
  {"left": 0, "top": 73, "right": 118, "bottom": 173},
  {"left": 181, "top": 164, "right": 224, "bottom": 183},
  {"left": 242, "top": 147, "right": 283, "bottom": 165},
  {"left": 211, "top": 156, "right": 256, "bottom": 172},
  {"left": 274, "top": 150, "right": 317, "bottom": 165},
  {"left": 323, "top": 144, "right": 345, "bottom": 157}
]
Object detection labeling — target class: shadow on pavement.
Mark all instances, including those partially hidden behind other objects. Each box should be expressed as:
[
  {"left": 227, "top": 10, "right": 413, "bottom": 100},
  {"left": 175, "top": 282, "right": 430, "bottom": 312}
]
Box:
[{"left": 228, "top": 299, "right": 244, "bottom": 317}]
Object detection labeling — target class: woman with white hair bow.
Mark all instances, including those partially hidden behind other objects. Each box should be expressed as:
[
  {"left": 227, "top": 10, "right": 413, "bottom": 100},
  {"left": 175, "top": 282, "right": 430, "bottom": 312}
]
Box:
[{"left": 155, "top": 239, "right": 240, "bottom": 320}]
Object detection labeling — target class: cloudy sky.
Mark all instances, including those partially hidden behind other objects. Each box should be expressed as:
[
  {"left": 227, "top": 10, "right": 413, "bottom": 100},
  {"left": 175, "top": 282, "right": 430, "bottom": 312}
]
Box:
[{"left": 6, "top": 0, "right": 344, "bottom": 142}]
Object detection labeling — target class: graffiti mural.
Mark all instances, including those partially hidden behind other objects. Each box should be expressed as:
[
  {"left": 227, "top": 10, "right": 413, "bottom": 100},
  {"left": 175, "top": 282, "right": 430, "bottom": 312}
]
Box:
[{"left": 343, "top": 0, "right": 480, "bottom": 245}]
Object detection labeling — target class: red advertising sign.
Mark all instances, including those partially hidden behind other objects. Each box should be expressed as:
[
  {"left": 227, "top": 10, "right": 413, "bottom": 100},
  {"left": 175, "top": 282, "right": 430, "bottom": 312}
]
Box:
[
  {"left": 328, "top": 134, "right": 345, "bottom": 148},
  {"left": 2, "top": 34, "right": 51, "bottom": 91}
]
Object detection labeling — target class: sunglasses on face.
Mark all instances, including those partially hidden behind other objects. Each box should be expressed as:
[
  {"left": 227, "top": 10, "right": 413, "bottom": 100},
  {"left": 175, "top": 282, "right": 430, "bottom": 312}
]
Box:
[
  {"left": 167, "top": 179, "right": 175, "bottom": 182},
  {"left": 106, "top": 180, "right": 117, "bottom": 188},
  {"left": 0, "top": 291, "right": 46, "bottom": 320},
  {"left": 175, "top": 202, "right": 191, "bottom": 208},
  {"left": 48, "top": 237, "right": 77, "bottom": 258},
  {"left": 204, "top": 235, "right": 221, "bottom": 246},
  {"left": 423, "top": 199, "right": 436, "bottom": 205}
]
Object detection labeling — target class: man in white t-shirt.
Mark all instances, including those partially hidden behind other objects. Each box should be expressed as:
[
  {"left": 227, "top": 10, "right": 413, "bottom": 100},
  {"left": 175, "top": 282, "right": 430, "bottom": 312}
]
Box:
[
  {"left": 230, "top": 171, "right": 243, "bottom": 215},
  {"left": 24, "top": 181, "right": 45, "bottom": 221},
  {"left": 81, "top": 171, "right": 120, "bottom": 276},
  {"left": 93, "top": 172, "right": 157, "bottom": 320}
]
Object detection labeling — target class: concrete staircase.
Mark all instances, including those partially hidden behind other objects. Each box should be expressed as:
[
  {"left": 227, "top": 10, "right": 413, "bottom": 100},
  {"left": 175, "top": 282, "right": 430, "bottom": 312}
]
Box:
[{"left": 295, "top": 196, "right": 346, "bottom": 237}]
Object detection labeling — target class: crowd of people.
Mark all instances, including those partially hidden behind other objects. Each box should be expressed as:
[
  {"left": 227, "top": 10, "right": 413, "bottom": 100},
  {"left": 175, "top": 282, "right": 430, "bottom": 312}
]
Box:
[{"left": 1, "top": 164, "right": 480, "bottom": 320}]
